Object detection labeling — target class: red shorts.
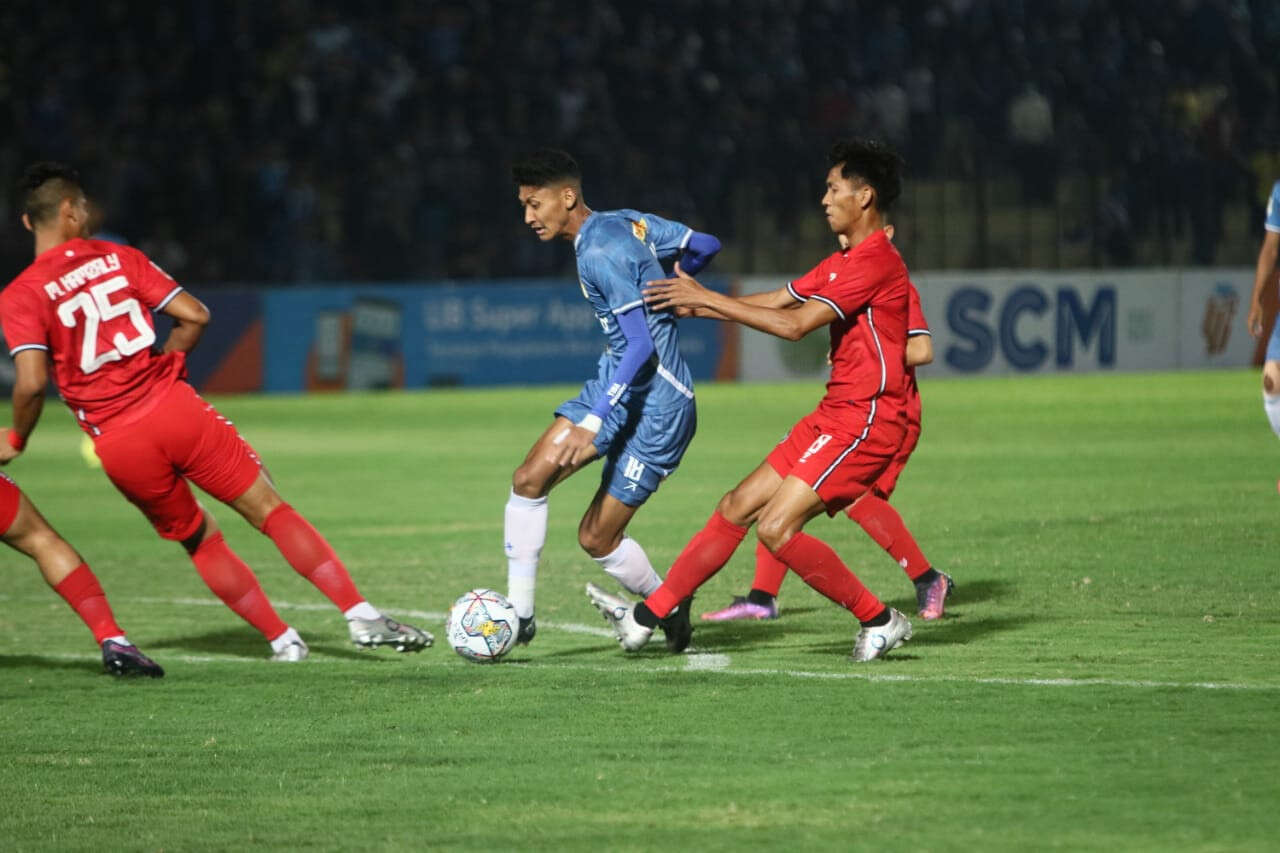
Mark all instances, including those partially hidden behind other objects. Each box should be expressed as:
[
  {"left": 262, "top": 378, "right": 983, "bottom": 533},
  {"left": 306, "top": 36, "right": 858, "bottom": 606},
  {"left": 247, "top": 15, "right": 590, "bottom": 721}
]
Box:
[
  {"left": 0, "top": 472, "right": 21, "bottom": 536},
  {"left": 92, "top": 382, "right": 264, "bottom": 541},
  {"left": 766, "top": 406, "right": 906, "bottom": 514},
  {"left": 869, "top": 418, "right": 920, "bottom": 499}
]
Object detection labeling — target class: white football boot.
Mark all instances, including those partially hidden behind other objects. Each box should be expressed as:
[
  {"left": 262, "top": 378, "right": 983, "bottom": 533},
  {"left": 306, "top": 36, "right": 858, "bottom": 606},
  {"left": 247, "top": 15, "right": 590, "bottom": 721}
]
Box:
[
  {"left": 348, "top": 614, "right": 433, "bottom": 652},
  {"left": 851, "top": 607, "right": 912, "bottom": 662},
  {"left": 585, "top": 583, "right": 653, "bottom": 652},
  {"left": 270, "top": 638, "right": 310, "bottom": 662}
]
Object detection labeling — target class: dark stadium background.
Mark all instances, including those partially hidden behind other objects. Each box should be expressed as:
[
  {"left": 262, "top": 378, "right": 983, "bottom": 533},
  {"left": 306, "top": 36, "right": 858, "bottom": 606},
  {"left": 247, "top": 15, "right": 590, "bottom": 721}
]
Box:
[{"left": 1, "top": 0, "right": 1277, "bottom": 284}]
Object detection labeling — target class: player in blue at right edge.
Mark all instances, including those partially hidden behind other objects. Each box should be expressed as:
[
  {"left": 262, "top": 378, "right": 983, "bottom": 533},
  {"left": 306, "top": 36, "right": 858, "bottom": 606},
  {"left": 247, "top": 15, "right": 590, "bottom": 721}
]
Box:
[
  {"left": 1247, "top": 178, "right": 1280, "bottom": 482},
  {"left": 505, "top": 148, "right": 720, "bottom": 652}
]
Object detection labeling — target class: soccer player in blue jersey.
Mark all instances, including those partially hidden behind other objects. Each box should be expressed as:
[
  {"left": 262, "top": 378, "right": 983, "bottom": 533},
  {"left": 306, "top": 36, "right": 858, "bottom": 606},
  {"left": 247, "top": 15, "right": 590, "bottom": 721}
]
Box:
[
  {"left": 1247, "top": 178, "right": 1280, "bottom": 470},
  {"left": 505, "top": 148, "right": 720, "bottom": 651}
]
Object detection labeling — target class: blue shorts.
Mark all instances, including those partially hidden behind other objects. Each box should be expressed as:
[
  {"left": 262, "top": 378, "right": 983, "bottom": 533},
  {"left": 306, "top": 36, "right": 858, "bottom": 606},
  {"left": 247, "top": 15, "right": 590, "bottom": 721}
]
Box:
[
  {"left": 556, "top": 385, "right": 697, "bottom": 507},
  {"left": 1267, "top": 319, "right": 1280, "bottom": 362}
]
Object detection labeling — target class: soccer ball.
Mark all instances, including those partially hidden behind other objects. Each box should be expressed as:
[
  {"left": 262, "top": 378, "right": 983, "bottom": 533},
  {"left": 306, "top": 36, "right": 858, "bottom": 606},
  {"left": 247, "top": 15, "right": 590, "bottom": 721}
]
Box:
[{"left": 446, "top": 589, "right": 519, "bottom": 663}]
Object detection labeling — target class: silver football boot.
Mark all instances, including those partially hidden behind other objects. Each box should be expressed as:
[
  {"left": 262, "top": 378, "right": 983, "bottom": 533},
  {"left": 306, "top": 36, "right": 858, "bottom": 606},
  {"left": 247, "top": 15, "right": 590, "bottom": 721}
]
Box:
[
  {"left": 348, "top": 614, "right": 433, "bottom": 652},
  {"left": 851, "top": 608, "right": 912, "bottom": 662},
  {"left": 585, "top": 583, "right": 654, "bottom": 652}
]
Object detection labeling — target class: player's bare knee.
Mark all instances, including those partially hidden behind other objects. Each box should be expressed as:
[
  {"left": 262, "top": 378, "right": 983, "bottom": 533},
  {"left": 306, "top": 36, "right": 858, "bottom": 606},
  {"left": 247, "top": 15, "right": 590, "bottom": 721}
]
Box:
[
  {"left": 755, "top": 517, "right": 792, "bottom": 554},
  {"left": 576, "top": 523, "right": 620, "bottom": 558},
  {"left": 511, "top": 463, "right": 552, "bottom": 499},
  {"left": 716, "top": 490, "right": 755, "bottom": 527},
  {"left": 1264, "top": 362, "right": 1280, "bottom": 395},
  {"left": 15, "top": 526, "right": 70, "bottom": 563},
  {"left": 511, "top": 466, "right": 538, "bottom": 498}
]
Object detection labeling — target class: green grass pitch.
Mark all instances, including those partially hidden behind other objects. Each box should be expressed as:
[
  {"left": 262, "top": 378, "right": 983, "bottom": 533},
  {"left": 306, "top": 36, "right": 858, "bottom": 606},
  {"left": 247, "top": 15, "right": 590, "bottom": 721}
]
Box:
[{"left": 1, "top": 370, "right": 1276, "bottom": 851}]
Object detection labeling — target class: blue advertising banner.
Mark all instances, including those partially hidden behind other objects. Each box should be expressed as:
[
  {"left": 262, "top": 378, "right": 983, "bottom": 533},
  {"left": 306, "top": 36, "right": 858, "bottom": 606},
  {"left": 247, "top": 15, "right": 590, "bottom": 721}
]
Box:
[
  {"left": 737, "top": 269, "right": 1255, "bottom": 380},
  {"left": 262, "top": 279, "right": 729, "bottom": 392}
]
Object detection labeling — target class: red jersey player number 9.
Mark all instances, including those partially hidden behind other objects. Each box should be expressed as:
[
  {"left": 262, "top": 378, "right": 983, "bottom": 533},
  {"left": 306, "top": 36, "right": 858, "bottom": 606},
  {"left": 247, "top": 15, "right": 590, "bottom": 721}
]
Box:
[{"left": 55, "top": 275, "right": 157, "bottom": 375}]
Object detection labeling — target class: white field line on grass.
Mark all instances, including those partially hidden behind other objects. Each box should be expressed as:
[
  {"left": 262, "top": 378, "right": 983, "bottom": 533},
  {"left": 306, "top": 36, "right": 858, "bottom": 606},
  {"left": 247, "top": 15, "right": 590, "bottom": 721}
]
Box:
[
  {"left": 12, "top": 595, "right": 1280, "bottom": 692},
  {"left": 128, "top": 596, "right": 616, "bottom": 638}
]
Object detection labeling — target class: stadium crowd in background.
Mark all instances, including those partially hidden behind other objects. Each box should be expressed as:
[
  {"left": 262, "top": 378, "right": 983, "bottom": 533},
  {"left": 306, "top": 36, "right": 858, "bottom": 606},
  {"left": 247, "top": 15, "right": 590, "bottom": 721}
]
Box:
[{"left": 0, "top": 0, "right": 1277, "bottom": 281}]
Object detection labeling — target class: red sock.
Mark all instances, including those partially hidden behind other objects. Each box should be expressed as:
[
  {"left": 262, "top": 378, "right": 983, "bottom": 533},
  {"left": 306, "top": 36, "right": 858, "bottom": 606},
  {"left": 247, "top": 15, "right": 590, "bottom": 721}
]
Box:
[
  {"left": 645, "top": 511, "right": 747, "bottom": 618},
  {"left": 773, "top": 532, "right": 884, "bottom": 622},
  {"left": 847, "top": 494, "right": 932, "bottom": 581},
  {"left": 262, "top": 503, "right": 364, "bottom": 612},
  {"left": 751, "top": 540, "right": 789, "bottom": 597},
  {"left": 53, "top": 564, "right": 124, "bottom": 644},
  {"left": 191, "top": 532, "right": 288, "bottom": 640}
]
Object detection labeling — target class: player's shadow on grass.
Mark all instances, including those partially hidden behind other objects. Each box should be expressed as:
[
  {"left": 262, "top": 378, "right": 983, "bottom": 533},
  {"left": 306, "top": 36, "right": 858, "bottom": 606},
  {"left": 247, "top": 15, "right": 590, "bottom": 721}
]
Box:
[
  {"left": 518, "top": 642, "right": 631, "bottom": 661},
  {"left": 802, "top": 614, "right": 1031, "bottom": 657},
  {"left": 773, "top": 605, "right": 821, "bottom": 617},
  {"left": 151, "top": 628, "right": 371, "bottom": 662},
  {"left": 0, "top": 654, "right": 98, "bottom": 673},
  {"left": 882, "top": 577, "right": 1014, "bottom": 616},
  {"left": 687, "top": 622, "right": 804, "bottom": 651}
]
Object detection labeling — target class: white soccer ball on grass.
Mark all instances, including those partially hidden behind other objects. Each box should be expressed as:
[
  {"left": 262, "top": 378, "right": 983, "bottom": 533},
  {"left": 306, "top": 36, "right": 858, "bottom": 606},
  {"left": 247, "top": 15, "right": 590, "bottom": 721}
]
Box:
[{"left": 445, "top": 588, "right": 519, "bottom": 663}]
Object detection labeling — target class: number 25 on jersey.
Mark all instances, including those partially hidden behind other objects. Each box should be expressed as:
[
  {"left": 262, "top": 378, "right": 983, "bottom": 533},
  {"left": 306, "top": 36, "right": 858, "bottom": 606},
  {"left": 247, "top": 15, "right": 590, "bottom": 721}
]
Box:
[{"left": 56, "top": 275, "right": 156, "bottom": 374}]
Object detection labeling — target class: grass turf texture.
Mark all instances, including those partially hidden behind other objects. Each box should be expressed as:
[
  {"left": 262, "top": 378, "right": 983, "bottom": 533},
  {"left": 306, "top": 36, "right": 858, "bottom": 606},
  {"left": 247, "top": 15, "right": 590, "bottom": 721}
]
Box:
[{"left": 1, "top": 370, "right": 1276, "bottom": 851}]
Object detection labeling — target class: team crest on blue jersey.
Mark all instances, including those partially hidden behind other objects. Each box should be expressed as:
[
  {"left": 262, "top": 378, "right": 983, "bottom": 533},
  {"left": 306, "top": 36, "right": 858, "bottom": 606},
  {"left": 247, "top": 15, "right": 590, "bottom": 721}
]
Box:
[{"left": 630, "top": 218, "right": 648, "bottom": 242}]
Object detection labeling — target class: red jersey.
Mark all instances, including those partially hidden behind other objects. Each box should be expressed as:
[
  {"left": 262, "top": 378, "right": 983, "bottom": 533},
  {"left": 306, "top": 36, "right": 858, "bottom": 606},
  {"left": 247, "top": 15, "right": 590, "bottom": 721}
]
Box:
[
  {"left": 787, "top": 229, "right": 911, "bottom": 421},
  {"left": 904, "top": 281, "right": 930, "bottom": 428},
  {"left": 1, "top": 238, "right": 186, "bottom": 435}
]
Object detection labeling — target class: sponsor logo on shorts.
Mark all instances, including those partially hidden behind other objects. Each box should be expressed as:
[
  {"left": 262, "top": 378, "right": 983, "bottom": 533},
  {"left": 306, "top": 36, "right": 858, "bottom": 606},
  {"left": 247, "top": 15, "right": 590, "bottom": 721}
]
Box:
[
  {"left": 622, "top": 456, "right": 646, "bottom": 484},
  {"left": 800, "top": 434, "right": 832, "bottom": 463}
]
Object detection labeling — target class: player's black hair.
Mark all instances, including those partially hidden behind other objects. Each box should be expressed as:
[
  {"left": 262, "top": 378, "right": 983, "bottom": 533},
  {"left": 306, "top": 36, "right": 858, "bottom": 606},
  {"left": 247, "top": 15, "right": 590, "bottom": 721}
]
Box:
[
  {"left": 19, "top": 161, "right": 84, "bottom": 226},
  {"left": 511, "top": 148, "right": 582, "bottom": 187},
  {"left": 828, "top": 139, "right": 904, "bottom": 212}
]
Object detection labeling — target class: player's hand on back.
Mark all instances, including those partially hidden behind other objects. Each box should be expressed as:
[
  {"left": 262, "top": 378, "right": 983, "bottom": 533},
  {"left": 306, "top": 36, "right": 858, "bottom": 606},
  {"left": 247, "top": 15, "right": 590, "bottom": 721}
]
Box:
[{"left": 644, "top": 261, "right": 712, "bottom": 312}]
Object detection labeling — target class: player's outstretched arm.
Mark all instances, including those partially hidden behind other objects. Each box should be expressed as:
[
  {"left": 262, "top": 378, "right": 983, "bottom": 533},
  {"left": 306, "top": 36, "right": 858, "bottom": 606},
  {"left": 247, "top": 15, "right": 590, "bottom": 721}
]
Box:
[
  {"left": 658, "top": 263, "right": 798, "bottom": 320},
  {"left": 0, "top": 351, "right": 49, "bottom": 464},
  {"left": 646, "top": 266, "right": 834, "bottom": 341},
  {"left": 160, "top": 291, "right": 211, "bottom": 353},
  {"left": 1247, "top": 230, "right": 1280, "bottom": 339}
]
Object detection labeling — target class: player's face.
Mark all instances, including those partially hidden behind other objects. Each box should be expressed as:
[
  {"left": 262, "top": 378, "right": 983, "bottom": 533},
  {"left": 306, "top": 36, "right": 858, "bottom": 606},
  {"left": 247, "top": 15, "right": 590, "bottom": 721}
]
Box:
[
  {"left": 518, "top": 184, "right": 573, "bottom": 241},
  {"left": 822, "top": 165, "right": 871, "bottom": 236}
]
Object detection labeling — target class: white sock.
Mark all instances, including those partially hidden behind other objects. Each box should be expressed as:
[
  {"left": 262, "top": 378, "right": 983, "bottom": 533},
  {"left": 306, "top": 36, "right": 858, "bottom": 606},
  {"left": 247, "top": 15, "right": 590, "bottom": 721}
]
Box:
[
  {"left": 505, "top": 490, "right": 548, "bottom": 619},
  {"left": 343, "top": 601, "right": 380, "bottom": 621},
  {"left": 269, "top": 626, "right": 302, "bottom": 653},
  {"left": 101, "top": 634, "right": 128, "bottom": 647},
  {"left": 594, "top": 537, "right": 662, "bottom": 597},
  {"left": 1263, "top": 392, "right": 1280, "bottom": 439}
]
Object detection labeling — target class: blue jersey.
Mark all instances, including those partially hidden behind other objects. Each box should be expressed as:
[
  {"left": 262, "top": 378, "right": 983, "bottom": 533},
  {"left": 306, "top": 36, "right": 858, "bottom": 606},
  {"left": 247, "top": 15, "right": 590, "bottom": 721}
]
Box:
[
  {"left": 573, "top": 209, "right": 695, "bottom": 414},
  {"left": 1267, "top": 181, "right": 1280, "bottom": 233}
]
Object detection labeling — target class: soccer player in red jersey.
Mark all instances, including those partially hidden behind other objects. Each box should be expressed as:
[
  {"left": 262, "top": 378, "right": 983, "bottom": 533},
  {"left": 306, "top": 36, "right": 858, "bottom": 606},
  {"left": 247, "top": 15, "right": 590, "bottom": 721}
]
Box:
[
  {"left": 0, "top": 163, "right": 432, "bottom": 662},
  {"left": 0, "top": 470, "right": 163, "bottom": 676},
  {"left": 587, "top": 139, "right": 916, "bottom": 661},
  {"left": 702, "top": 276, "right": 954, "bottom": 622}
]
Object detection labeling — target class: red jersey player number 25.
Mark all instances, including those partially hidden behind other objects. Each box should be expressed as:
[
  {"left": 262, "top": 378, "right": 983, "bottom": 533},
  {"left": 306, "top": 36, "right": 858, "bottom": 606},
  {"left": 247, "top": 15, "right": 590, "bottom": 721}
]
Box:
[{"left": 2, "top": 238, "right": 187, "bottom": 435}]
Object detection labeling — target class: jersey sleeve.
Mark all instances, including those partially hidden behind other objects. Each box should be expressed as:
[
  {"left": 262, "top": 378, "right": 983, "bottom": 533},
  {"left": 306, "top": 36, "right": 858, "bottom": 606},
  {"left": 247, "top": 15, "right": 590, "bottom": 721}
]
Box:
[
  {"left": 907, "top": 282, "right": 930, "bottom": 336},
  {"left": 580, "top": 241, "right": 645, "bottom": 314},
  {"left": 640, "top": 212, "right": 694, "bottom": 258},
  {"left": 123, "top": 247, "right": 183, "bottom": 310},
  {"left": 0, "top": 284, "right": 51, "bottom": 356},
  {"left": 809, "top": 254, "right": 895, "bottom": 320},
  {"left": 1266, "top": 181, "right": 1280, "bottom": 233},
  {"left": 785, "top": 254, "right": 837, "bottom": 302}
]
